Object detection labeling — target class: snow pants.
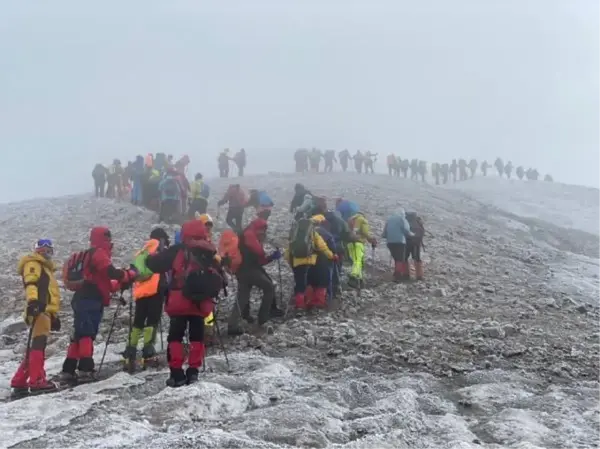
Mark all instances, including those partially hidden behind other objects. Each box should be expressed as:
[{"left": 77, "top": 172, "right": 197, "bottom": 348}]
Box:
[
  {"left": 128, "top": 294, "right": 163, "bottom": 358},
  {"left": 167, "top": 315, "right": 205, "bottom": 370},
  {"left": 292, "top": 265, "right": 310, "bottom": 294},
  {"left": 11, "top": 313, "right": 53, "bottom": 389},
  {"left": 230, "top": 267, "right": 275, "bottom": 329},
  {"left": 346, "top": 241, "right": 365, "bottom": 280},
  {"left": 131, "top": 180, "right": 142, "bottom": 205},
  {"left": 62, "top": 298, "right": 104, "bottom": 374}
]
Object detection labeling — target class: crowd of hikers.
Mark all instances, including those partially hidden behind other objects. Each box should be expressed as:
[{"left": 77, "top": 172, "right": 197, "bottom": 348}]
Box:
[
  {"left": 10, "top": 175, "right": 428, "bottom": 395},
  {"left": 18, "top": 147, "right": 550, "bottom": 397},
  {"left": 292, "top": 148, "right": 553, "bottom": 183}
]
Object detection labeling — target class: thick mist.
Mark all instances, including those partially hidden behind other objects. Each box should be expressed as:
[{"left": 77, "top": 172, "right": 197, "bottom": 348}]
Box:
[{"left": 0, "top": 0, "right": 598, "bottom": 202}]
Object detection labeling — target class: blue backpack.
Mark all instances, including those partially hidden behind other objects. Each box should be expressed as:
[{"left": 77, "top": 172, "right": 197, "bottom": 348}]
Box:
[{"left": 200, "top": 183, "right": 210, "bottom": 198}]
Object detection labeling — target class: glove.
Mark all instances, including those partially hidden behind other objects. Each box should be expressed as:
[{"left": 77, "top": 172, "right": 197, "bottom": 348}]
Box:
[
  {"left": 125, "top": 267, "right": 138, "bottom": 284},
  {"left": 51, "top": 315, "right": 61, "bottom": 332},
  {"left": 26, "top": 300, "right": 45, "bottom": 318},
  {"left": 268, "top": 249, "right": 282, "bottom": 262},
  {"left": 221, "top": 254, "right": 232, "bottom": 268}
]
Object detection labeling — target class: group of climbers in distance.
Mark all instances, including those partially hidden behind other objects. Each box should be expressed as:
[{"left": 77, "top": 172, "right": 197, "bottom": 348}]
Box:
[
  {"left": 294, "top": 148, "right": 378, "bottom": 174},
  {"left": 92, "top": 150, "right": 250, "bottom": 224},
  {"left": 385, "top": 155, "right": 553, "bottom": 185},
  {"left": 11, "top": 175, "right": 427, "bottom": 395},
  {"left": 292, "top": 149, "right": 553, "bottom": 183}
]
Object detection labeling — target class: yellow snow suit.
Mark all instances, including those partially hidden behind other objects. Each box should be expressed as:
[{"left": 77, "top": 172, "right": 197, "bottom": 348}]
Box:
[
  {"left": 346, "top": 213, "right": 371, "bottom": 280},
  {"left": 17, "top": 253, "right": 61, "bottom": 349}
]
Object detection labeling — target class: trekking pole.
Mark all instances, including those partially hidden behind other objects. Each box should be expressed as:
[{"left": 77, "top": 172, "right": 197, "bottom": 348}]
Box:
[
  {"left": 158, "top": 314, "right": 164, "bottom": 352},
  {"left": 213, "top": 319, "right": 231, "bottom": 372},
  {"left": 98, "top": 299, "right": 122, "bottom": 375},
  {"left": 335, "top": 263, "right": 344, "bottom": 296},
  {"left": 128, "top": 292, "right": 133, "bottom": 352},
  {"left": 23, "top": 315, "right": 39, "bottom": 376},
  {"left": 276, "top": 254, "right": 283, "bottom": 309}
]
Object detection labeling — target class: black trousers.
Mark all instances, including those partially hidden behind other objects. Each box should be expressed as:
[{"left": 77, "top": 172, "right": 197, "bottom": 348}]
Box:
[
  {"left": 292, "top": 265, "right": 310, "bottom": 294},
  {"left": 188, "top": 198, "right": 208, "bottom": 219},
  {"left": 133, "top": 294, "right": 163, "bottom": 329},
  {"left": 308, "top": 261, "right": 330, "bottom": 288},
  {"left": 168, "top": 315, "right": 204, "bottom": 343},
  {"left": 405, "top": 240, "right": 422, "bottom": 262},
  {"left": 387, "top": 243, "right": 406, "bottom": 262},
  {"left": 226, "top": 206, "right": 244, "bottom": 231}
]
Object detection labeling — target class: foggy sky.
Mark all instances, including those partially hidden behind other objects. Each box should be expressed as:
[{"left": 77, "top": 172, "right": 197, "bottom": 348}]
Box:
[{"left": 0, "top": 0, "right": 598, "bottom": 202}]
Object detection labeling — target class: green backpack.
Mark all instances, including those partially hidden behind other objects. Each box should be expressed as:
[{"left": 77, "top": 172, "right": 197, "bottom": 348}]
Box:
[{"left": 289, "top": 218, "right": 315, "bottom": 258}]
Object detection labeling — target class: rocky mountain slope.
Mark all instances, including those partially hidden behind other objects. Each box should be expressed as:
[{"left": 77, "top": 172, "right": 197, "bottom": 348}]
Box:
[{"left": 0, "top": 173, "right": 598, "bottom": 449}]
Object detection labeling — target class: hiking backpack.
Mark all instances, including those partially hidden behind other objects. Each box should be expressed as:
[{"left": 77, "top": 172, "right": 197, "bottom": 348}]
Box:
[
  {"left": 179, "top": 248, "right": 224, "bottom": 303},
  {"left": 405, "top": 212, "right": 425, "bottom": 239},
  {"left": 289, "top": 218, "right": 315, "bottom": 258},
  {"left": 62, "top": 249, "right": 94, "bottom": 291},
  {"left": 200, "top": 182, "right": 210, "bottom": 198},
  {"left": 218, "top": 229, "right": 242, "bottom": 274},
  {"left": 162, "top": 178, "right": 180, "bottom": 198}
]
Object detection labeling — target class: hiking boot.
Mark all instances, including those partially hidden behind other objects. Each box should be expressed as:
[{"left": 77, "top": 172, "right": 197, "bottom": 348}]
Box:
[
  {"left": 186, "top": 367, "right": 199, "bottom": 384},
  {"left": 122, "top": 346, "right": 138, "bottom": 373},
  {"left": 142, "top": 356, "right": 161, "bottom": 369},
  {"left": 77, "top": 371, "right": 96, "bottom": 383},
  {"left": 29, "top": 380, "right": 59, "bottom": 395},
  {"left": 227, "top": 326, "right": 244, "bottom": 336},
  {"left": 166, "top": 368, "right": 187, "bottom": 388},
  {"left": 347, "top": 276, "right": 360, "bottom": 289},
  {"left": 243, "top": 314, "right": 255, "bottom": 324},
  {"left": 11, "top": 387, "right": 29, "bottom": 397},
  {"left": 270, "top": 306, "right": 284, "bottom": 318},
  {"left": 59, "top": 371, "right": 78, "bottom": 384}
]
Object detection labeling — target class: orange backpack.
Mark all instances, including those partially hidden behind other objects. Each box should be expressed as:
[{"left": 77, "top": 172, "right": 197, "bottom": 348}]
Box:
[{"left": 218, "top": 229, "right": 242, "bottom": 274}]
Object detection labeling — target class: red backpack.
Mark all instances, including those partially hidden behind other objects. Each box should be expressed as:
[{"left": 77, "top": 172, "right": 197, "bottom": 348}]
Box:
[{"left": 62, "top": 249, "right": 95, "bottom": 291}]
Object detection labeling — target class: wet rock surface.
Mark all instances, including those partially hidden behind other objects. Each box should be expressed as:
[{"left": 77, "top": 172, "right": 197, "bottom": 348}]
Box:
[{"left": 0, "top": 173, "right": 598, "bottom": 448}]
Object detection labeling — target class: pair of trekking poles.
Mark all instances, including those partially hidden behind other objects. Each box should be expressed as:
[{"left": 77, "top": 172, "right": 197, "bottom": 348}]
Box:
[
  {"left": 99, "top": 289, "right": 233, "bottom": 375},
  {"left": 98, "top": 290, "right": 164, "bottom": 375}
]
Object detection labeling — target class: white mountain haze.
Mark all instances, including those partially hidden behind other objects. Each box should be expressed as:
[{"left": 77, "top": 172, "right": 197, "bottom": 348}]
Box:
[{"left": 0, "top": 170, "right": 597, "bottom": 448}]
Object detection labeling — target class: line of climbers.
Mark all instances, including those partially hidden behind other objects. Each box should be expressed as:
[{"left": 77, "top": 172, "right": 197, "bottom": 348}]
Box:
[
  {"left": 292, "top": 149, "right": 553, "bottom": 182},
  {"left": 294, "top": 149, "right": 378, "bottom": 174},
  {"left": 386, "top": 156, "right": 553, "bottom": 184},
  {"left": 9, "top": 184, "right": 427, "bottom": 395}
]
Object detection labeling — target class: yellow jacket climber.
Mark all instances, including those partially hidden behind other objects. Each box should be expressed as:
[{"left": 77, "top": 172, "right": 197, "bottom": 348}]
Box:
[
  {"left": 18, "top": 251, "right": 61, "bottom": 320},
  {"left": 348, "top": 213, "right": 373, "bottom": 244},
  {"left": 285, "top": 217, "right": 334, "bottom": 267},
  {"left": 11, "top": 239, "right": 61, "bottom": 391}
]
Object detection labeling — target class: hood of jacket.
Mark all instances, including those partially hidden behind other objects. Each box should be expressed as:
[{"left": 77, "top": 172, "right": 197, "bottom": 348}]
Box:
[
  {"left": 17, "top": 253, "right": 56, "bottom": 274},
  {"left": 90, "top": 226, "right": 113, "bottom": 253},
  {"left": 392, "top": 208, "right": 406, "bottom": 219}
]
